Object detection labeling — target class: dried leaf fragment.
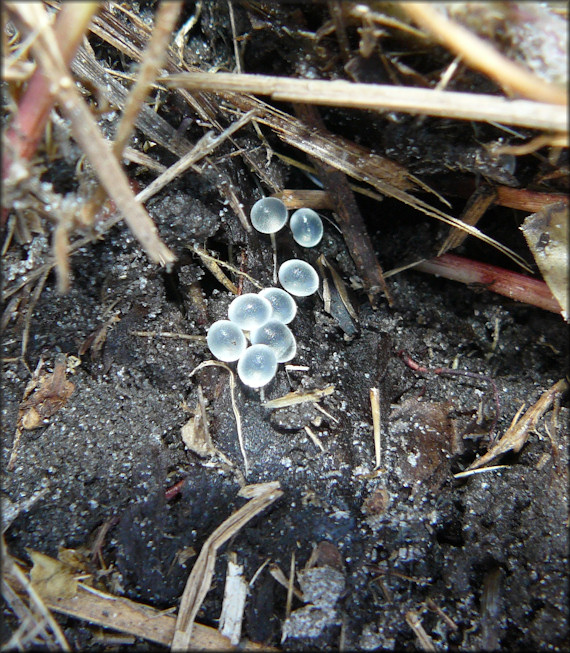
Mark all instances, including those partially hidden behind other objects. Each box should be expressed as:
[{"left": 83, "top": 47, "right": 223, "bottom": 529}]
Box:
[
  {"left": 29, "top": 550, "right": 78, "bottom": 601},
  {"left": 389, "top": 398, "right": 457, "bottom": 491},
  {"left": 181, "top": 387, "right": 213, "bottom": 457},
  {"left": 20, "top": 354, "right": 75, "bottom": 430},
  {"left": 520, "top": 202, "right": 569, "bottom": 321}
]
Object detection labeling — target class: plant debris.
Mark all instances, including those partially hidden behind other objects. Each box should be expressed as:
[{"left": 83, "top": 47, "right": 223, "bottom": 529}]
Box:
[
  {"left": 520, "top": 202, "right": 569, "bottom": 320},
  {"left": 2, "top": 2, "right": 568, "bottom": 651}
]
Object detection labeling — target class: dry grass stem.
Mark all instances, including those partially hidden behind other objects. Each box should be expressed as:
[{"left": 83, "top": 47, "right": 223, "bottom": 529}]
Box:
[
  {"left": 130, "top": 330, "right": 206, "bottom": 342},
  {"left": 425, "top": 598, "right": 458, "bottom": 631},
  {"left": 173, "top": 3, "right": 202, "bottom": 62},
  {"left": 286, "top": 552, "right": 296, "bottom": 619},
  {"left": 2, "top": 579, "right": 56, "bottom": 650},
  {"left": 82, "top": 0, "right": 183, "bottom": 218},
  {"left": 172, "top": 482, "right": 283, "bottom": 649},
  {"left": 88, "top": 4, "right": 279, "bottom": 195},
  {"left": 453, "top": 465, "right": 509, "bottom": 479},
  {"left": 264, "top": 385, "right": 335, "bottom": 409},
  {"left": 53, "top": 216, "right": 72, "bottom": 293},
  {"left": 227, "top": 0, "right": 242, "bottom": 74},
  {"left": 314, "top": 402, "right": 339, "bottom": 424},
  {"left": 245, "top": 104, "right": 531, "bottom": 270},
  {"left": 402, "top": 3, "right": 567, "bottom": 106},
  {"left": 112, "top": 1, "right": 182, "bottom": 158},
  {"left": 197, "top": 384, "right": 211, "bottom": 452},
  {"left": 3, "top": 547, "right": 71, "bottom": 651},
  {"left": 347, "top": 4, "right": 428, "bottom": 40},
  {"left": 162, "top": 71, "right": 567, "bottom": 132},
  {"left": 4, "top": 4, "right": 538, "bottom": 304},
  {"left": 318, "top": 254, "right": 359, "bottom": 320},
  {"left": 439, "top": 183, "right": 497, "bottom": 255},
  {"left": 72, "top": 44, "right": 192, "bottom": 158},
  {"left": 3, "top": 554, "right": 244, "bottom": 649},
  {"left": 135, "top": 110, "right": 256, "bottom": 209},
  {"left": 466, "top": 378, "right": 569, "bottom": 471},
  {"left": 304, "top": 425, "right": 325, "bottom": 452},
  {"left": 123, "top": 147, "right": 167, "bottom": 173},
  {"left": 322, "top": 273, "right": 332, "bottom": 314},
  {"left": 275, "top": 189, "right": 334, "bottom": 210},
  {"left": 268, "top": 564, "right": 304, "bottom": 601},
  {"left": 274, "top": 154, "right": 388, "bottom": 206},
  {"left": 192, "top": 248, "right": 239, "bottom": 295},
  {"left": 248, "top": 559, "right": 270, "bottom": 587},
  {"left": 192, "top": 244, "right": 263, "bottom": 291},
  {"left": 2, "top": 487, "right": 49, "bottom": 535},
  {"left": 369, "top": 387, "right": 381, "bottom": 469},
  {"left": 405, "top": 609, "right": 437, "bottom": 652},
  {"left": 494, "top": 133, "right": 569, "bottom": 155}
]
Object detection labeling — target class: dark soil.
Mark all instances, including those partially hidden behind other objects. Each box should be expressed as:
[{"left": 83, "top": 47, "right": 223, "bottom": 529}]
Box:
[{"left": 2, "top": 2, "right": 568, "bottom": 650}]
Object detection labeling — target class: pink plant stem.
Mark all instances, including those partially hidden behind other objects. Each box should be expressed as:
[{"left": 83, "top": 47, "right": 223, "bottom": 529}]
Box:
[
  {"left": 415, "top": 253, "right": 561, "bottom": 314},
  {"left": 3, "top": 3, "right": 98, "bottom": 174}
]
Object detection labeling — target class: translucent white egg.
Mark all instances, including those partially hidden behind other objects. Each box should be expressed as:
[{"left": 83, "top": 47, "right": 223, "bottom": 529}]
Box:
[
  {"left": 251, "top": 320, "right": 296, "bottom": 363},
  {"left": 228, "top": 293, "right": 272, "bottom": 330},
  {"left": 259, "top": 287, "right": 297, "bottom": 324},
  {"left": 290, "top": 208, "right": 323, "bottom": 247},
  {"left": 250, "top": 197, "right": 288, "bottom": 234},
  {"left": 206, "top": 320, "right": 247, "bottom": 362},
  {"left": 278, "top": 259, "right": 319, "bottom": 297},
  {"left": 237, "top": 344, "right": 278, "bottom": 388}
]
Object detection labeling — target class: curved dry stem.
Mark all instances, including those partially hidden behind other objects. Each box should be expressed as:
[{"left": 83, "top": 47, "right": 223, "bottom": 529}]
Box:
[
  {"left": 190, "top": 360, "right": 248, "bottom": 475},
  {"left": 402, "top": 3, "right": 567, "bottom": 106}
]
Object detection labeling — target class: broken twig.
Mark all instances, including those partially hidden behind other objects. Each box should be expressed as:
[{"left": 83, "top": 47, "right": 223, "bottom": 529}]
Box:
[
  {"left": 172, "top": 482, "right": 283, "bottom": 649},
  {"left": 465, "top": 378, "right": 569, "bottom": 471}
]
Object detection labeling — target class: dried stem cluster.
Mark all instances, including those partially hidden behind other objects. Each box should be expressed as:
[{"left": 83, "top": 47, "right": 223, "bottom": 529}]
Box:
[{"left": 2, "top": 2, "right": 568, "bottom": 649}]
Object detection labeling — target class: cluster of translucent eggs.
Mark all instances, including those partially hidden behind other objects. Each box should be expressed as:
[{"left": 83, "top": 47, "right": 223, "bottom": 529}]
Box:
[
  {"left": 250, "top": 197, "right": 324, "bottom": 248},
  {"left": 206, "top": 197, "right": 324, "bottom": 388},
  {"left": 207, "top": 289, "right": 299, "bottom": 387}
]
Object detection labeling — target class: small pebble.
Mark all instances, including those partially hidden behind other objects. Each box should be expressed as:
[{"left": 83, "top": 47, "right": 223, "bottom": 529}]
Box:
[
  {"left": 250, "top": 197, "right": 288, "bottom": 234},
  {"left": 237, "top": 344, "right": 278, "bottom": 387},
  {"left": 207, "top": 320, "right": 246, "bottom": 362},
  {"left": 251, "top": 319, "right": 297, "bottom": 363},
  {"left": 290, "top": 208, "right": 323, "bottom": 247},
  {"left": 259, "top": 287, "right": 297, "bottom": 324},
  {"left": 228, "top": 293, "right": 272, "bottom": 330},
  {"left": 278, "top": 259, "right": 319, "bottom": 297}
]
